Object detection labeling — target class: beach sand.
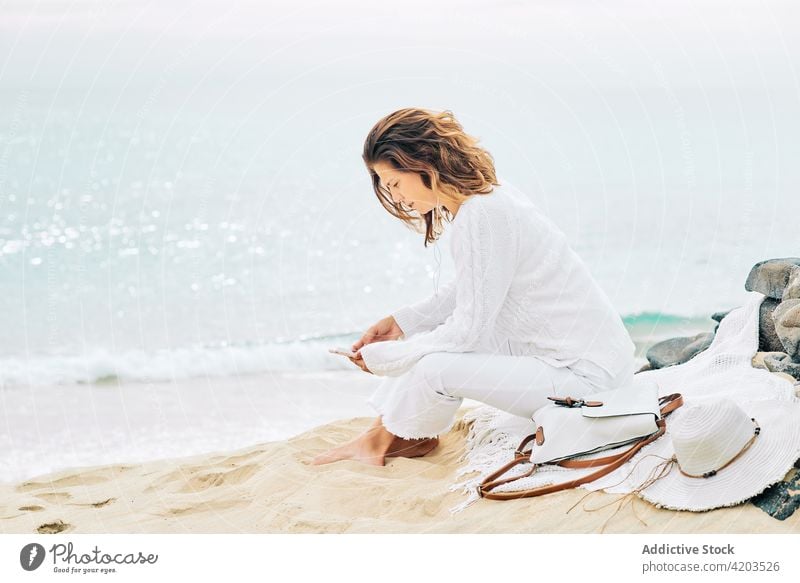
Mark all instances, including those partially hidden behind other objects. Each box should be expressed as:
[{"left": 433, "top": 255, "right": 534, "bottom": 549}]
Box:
[{"left": 2, "top": 399, "right": 798, "bottom": 534}]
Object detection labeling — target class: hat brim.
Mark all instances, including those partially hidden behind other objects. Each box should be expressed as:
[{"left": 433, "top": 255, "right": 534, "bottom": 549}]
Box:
[{"left": 620, "top": 398, "right": 800, "bottom": 512}]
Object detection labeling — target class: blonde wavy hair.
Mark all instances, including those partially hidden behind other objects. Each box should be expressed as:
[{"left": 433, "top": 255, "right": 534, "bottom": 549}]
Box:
[{"left": 362, "top": 107, "right": 499, "bottom": 247}]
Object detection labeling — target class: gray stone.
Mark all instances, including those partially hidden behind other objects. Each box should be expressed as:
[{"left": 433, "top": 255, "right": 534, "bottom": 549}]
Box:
[
  {"left": 751, "top": 470, "right": 800, "bottom": 520},
  {"left": 763, "top": 352, "right": 789, "bottom": 372},
  {"left": 773, "top": 299, "right": 800, "bottom": 360},
  {"left": 711, "top": 309, "right": 731, "bottom": 334},
  {"left": 752, "top": 351, "right": 787, "bottom": 370},
  {"left": 785, "top": 270, "right": 800, "bottom": 301},
  {"left": 711, "top": 309, "right": 731, "bottom": 323},
  {"left": 645, "top": 332, "right": 714, "bottom": 369},
  {"left": 745, "top": 257, "right": 800, "bottom": 300},
  {"left": 762, "top": 352, "right": 800, "bottom": 381},
  {"left": 759, "top": 297, "right": 785, "bottom": 353}
]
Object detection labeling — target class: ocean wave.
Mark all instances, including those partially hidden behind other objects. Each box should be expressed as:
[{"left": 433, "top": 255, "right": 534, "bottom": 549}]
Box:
[
  {"left": 0, "top": 335, "right": 361, "bottom": 388},
  {"left": 0, "top": 311, "right": 716, "bottom": 388}
]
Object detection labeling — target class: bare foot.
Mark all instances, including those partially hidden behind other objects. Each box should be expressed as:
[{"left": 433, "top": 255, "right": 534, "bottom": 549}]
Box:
[
  {"left": 309, "top": 416, "right": 441, "bottom": 466},
  {"left": 310, "top": 434, "right": 440, "bottom": 466},
  {"left": 370, "top": 416, "right": 439, "bottom": 458},
  {"left": 310, "top": 437, "right": 388, "bottom": 466},
  {"left": 310, "top": 418, "right": 396, "bottom": 466},
  {"left": 385, "top": 436, "right": 439, "bottom": 458}
]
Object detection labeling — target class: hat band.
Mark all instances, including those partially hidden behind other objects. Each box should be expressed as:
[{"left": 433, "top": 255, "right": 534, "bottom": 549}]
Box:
[{"left": 675, "top": 417, "right": 761, "bottom": 479}]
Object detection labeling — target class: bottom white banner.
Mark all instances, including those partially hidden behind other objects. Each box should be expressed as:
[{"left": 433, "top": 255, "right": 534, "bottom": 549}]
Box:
[{"left": 1, "top": 534, "right": 797, "bottom": 582}]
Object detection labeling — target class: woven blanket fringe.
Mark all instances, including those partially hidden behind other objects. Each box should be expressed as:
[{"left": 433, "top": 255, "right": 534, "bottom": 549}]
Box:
[{"left": 447, "top": 406, "right": 530, "bottom": 514}]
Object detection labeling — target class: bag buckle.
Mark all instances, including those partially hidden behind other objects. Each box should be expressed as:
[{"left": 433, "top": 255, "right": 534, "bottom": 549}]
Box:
[
  {"left": 514, "top": 446, "right": 532, "bottom": 459},
  {"left": 547, "top": 396, "right": 603, "bottom": 408},
  {"left": 548, "top": 396, "right": 580, "bottom": 407}
]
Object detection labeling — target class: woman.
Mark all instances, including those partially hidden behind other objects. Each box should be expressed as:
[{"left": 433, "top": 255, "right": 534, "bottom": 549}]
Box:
[{"left": 311, "top": 107, "right": 636, "bottom": 466}]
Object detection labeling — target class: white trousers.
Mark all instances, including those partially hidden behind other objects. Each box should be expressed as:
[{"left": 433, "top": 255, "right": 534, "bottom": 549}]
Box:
[{"left": 367, "top": 346, "right": 636, "bottom": 440}]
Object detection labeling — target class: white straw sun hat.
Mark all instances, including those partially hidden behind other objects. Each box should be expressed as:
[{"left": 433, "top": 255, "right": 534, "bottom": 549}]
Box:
[{"left": 625, "top": 397, "right": 800, "bottom": 512}]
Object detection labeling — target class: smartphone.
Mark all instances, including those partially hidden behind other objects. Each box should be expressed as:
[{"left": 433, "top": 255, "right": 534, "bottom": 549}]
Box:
[{"left": 328, "top": 346, "right": 359, "bottom": 359}]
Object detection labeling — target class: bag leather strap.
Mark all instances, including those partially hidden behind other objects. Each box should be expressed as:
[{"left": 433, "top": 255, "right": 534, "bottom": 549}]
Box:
[{"left": 477, "top": 393, "right": 683, "bottom": 500}]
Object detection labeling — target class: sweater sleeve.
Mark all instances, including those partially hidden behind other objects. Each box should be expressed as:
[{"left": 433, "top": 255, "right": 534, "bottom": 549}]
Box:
[
  {"left": 390, "top": 280, "right": 457, "bottom": 338},
  {"left": 359, "top": 202, "right": 517, "bottom": 377}
]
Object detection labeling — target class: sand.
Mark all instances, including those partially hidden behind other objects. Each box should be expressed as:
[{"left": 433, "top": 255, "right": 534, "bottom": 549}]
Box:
[{"left": 2, "top": 402, "right": 799, "bottom": 534}]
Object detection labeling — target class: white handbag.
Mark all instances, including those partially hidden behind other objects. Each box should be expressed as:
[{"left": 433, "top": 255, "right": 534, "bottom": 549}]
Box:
[
  {"left": 478, "top": 381, "right": 683, "bottom": 500},
  {"left": 531, "top": 380, "right": 663, "bottom": 464}
]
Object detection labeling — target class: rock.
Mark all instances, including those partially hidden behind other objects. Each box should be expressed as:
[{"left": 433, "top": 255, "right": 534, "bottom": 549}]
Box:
[
  {"left": 751, "top": 469, "right": 800, "bottom": 520},
  {"left": 745, "top": 257, "right": 800, "bottom": 300},
  {"left": 763, "top": 352, "right": 789, "bottom": 372},
  {"left": 763, "top": 352, "right": 800, "bottom": 381},
  {"left": 752, "top": 351, "right": 787, "bottom": 370},
  {"left": 645, "top": 332, "right": 714, "bottom": 369},
  {"left": 778, "top": 300, "right": 800, "bottom": 327},
  {"left": 773, "top": 299, "right": 800, "bottom": 360},
  {"left": 786, "top": 269, "right": 800, "bottom": 301},
  {"left": 711, "top": 309, "right": 731, "bottom": 323},
  {"left": 712, "top": 299, "right": 782, "bottom": 343},
  {"left": 758, "top": 297, "right": 785, "bottom": 353},
  {"left": 711, "top": 309, "right": 731, "bottom": 334}
]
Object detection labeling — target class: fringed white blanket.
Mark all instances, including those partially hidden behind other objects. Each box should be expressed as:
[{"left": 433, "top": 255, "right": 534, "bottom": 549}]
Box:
[{"left": 448, "top": 290, "right": 800, "bottom": 514}]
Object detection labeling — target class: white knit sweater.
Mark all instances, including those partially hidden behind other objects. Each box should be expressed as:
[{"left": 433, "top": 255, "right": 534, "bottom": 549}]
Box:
[{"left": 358, "top": 182, "right": 636, "bottom": 379}]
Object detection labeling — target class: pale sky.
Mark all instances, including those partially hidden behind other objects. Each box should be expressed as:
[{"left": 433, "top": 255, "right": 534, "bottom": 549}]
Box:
[{"left": 1, "top": 0, "right": 797, "bottom": 90}]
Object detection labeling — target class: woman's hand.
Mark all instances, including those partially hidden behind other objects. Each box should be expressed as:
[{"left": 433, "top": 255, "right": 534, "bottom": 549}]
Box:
[
  {"left": 348, "top": 353, "right": 372, "bottom": 374},
  {"left": 351, "top": 315, "right": 404, "bottom": 352}
]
